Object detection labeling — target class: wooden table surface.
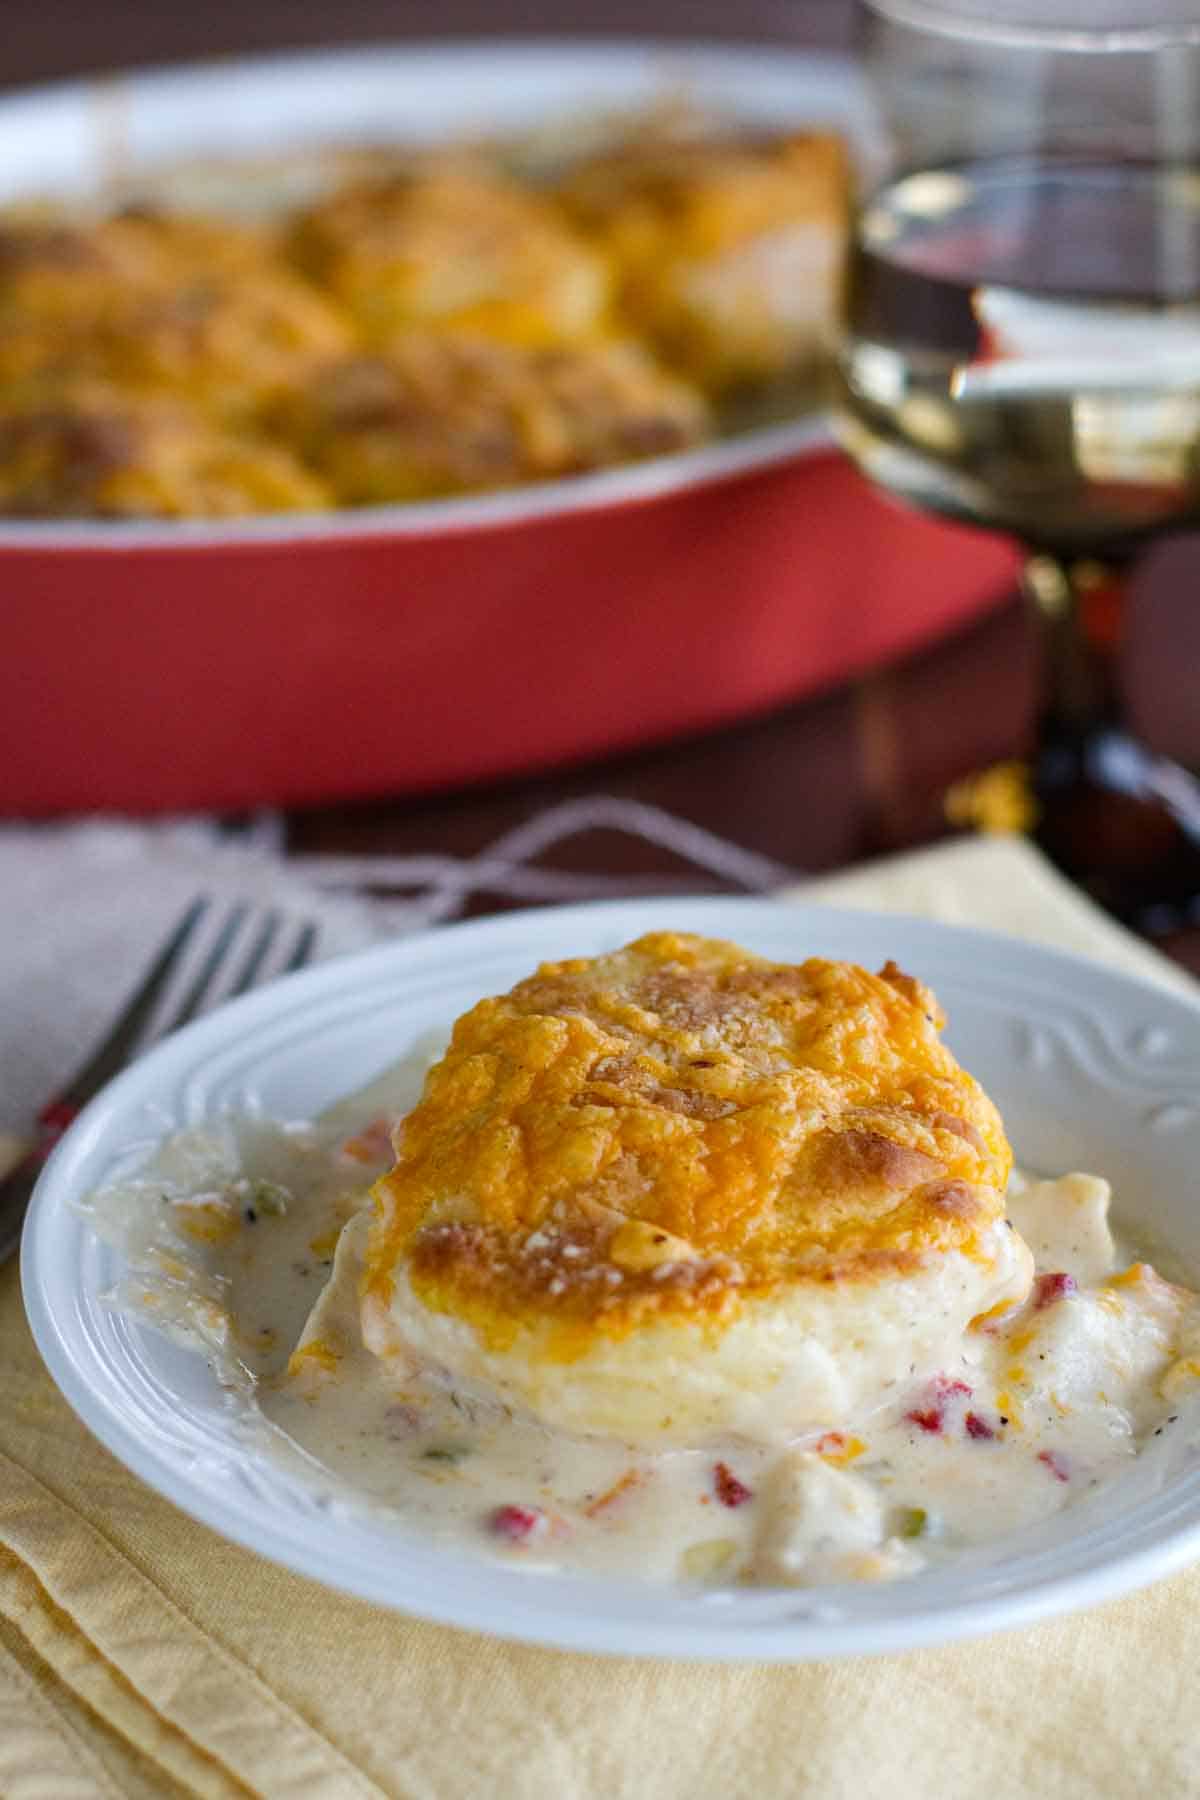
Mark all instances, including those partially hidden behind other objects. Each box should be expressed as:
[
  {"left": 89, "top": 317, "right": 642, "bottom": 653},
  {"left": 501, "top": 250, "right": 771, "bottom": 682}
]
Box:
[
  {"left": 0, "top": 1, "right": 855, "bottom": 91},
  {"left": 7, "top": 0, "right": 1199, "bottom": 972},
  {"left": 285, "top": 563, "right": 1200, "bottom": 972}
]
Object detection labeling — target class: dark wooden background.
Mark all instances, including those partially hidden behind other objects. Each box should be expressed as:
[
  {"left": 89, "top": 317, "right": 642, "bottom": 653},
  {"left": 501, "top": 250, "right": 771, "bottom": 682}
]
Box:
[
  {"left": 0, "top": 2, "right": 854, "bottom": 91},
  {"left": 6, "top": 1, "right": 1199, "bottom": 967}
]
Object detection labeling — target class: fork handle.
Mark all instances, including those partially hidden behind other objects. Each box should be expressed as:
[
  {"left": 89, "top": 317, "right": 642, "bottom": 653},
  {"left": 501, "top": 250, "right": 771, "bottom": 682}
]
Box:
[{"left": 0, "top": 1101, "right": 80, "bottom": 1265}]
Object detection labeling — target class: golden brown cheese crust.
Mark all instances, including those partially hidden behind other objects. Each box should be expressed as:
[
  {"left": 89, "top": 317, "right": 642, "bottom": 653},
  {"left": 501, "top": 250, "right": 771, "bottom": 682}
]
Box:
[
  {"left": 0, "top": 125, "right": 849, "bottom": 517},
  {"left": 287, "top": 164, "right": 609, "bottom": 347},
  {"left": 0, "top": 211, "right": 352, "bottom": 423},
  {"left": 366, "top": 932, "right": 1013, "bottom": 1357},
  {"left": 273, "top": 335, "right": 709, "bottom": 503},
  {"left": 0, "top": 381, "right": 330, "bottom": 518},
  {"left": 83, "top": 267, "right": 352, "bottom": 421},
  {"left": 556, "top": 131, "right": 850, "bottom": 392}
]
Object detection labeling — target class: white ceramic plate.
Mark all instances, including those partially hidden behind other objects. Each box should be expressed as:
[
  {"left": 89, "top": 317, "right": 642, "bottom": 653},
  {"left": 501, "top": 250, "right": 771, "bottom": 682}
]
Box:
[
  {"left": 0, "top": 39, "right": 870, "bottom": 550},
  {"left": 22, "top": 898, "right": 1200, "bottom": 1659}
]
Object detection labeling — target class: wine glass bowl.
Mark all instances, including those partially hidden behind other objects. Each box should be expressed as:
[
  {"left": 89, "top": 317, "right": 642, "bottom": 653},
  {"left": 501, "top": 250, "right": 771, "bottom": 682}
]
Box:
[{"left": 836, "top": 0, "right": 1200, "bottom": 926}]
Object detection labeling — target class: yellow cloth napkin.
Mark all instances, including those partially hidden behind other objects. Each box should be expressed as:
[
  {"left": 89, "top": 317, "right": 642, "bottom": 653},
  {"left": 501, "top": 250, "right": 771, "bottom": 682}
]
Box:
[{"left": 3, "top": 837, "right": 1198, "bottom": 1800}]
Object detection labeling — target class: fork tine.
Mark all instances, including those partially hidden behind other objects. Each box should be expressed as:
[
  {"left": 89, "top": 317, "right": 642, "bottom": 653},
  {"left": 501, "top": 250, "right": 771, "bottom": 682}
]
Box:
[
  {"left": 281, "top": 920, "right": 319, "bottom": 973},
  {"left": 226, "top": 910, "right": 281, "bottom": 999},
  {"left": 58, "top": 898, "right": 210, "bottom": 1106},
  {"left": 166, "top": 901, "right": 251, "bottom": 1032},
  {"left": 3, "top": 898, "right": 321, "bottom": 1268}
]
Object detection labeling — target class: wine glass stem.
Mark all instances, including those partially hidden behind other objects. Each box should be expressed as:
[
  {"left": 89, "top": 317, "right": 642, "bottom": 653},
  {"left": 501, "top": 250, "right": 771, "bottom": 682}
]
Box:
[
  {"left": 1022, "top": 550, "right": 1200, "bottom": 921},
  {"left": 1024, "top": 552, "right": 1129, "bottom": 750}
]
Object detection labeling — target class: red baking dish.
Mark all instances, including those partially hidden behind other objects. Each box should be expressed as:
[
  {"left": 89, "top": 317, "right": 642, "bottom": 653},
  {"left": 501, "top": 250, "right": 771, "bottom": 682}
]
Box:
[{"left": 0, "top": 42, "right": 1018, "bottom": 815}]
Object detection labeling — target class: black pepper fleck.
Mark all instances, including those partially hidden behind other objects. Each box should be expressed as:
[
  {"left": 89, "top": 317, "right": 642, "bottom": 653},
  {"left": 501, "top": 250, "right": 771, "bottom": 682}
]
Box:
[{"left": 244, "top": 1207, "right": 258, "bottom": 1224}]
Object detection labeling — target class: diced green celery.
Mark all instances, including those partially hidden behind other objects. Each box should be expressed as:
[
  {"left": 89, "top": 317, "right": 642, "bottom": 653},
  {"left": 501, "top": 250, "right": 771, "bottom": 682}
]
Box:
[
  {"left": 248, "top": 1179, "right": 290, "bottom": 1216},
  {"left": 895, "top": 1506, "right": 930, "bottom": 1539},
  {"left": 680, "top": 1538, "right": 738, "bottom": 1581}
]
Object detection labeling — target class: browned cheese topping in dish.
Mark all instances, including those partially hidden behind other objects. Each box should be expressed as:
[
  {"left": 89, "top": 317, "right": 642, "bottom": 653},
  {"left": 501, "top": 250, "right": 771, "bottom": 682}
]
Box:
[
  {"left": 556, "top": 132, "right": 849, "bottom": 392},
  {"left": 0, "top": 208, "right": 350, "bottom": 415},
  {"left": 0, "top": 380, "right": 330, "bottom": 518},
  {"left": 286, "top": 161, "right": 611, "bottom": 347},
  {"left": 271, "top": 335, "right": 710, "bottom": 503},
  {"left": 0, "top": 124, "right": 849, "bottom": 517}
]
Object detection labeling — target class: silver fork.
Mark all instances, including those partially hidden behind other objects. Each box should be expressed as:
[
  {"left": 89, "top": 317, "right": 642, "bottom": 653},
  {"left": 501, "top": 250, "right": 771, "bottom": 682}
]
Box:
[{"left": 0, "top": 898, "right": 318, "bottom": 1263}]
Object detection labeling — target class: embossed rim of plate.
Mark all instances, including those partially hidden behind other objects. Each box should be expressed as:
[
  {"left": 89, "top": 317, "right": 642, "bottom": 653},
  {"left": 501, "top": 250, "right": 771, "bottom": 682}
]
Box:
[{"left": 21, "top": 898, "right": 1200, "bottom": 1660}]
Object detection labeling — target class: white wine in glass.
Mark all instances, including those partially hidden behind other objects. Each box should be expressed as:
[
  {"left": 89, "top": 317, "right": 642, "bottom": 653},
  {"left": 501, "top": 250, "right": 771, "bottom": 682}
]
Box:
[{"left": 837, "top": 0, "right": 1200, "bottom": 926}]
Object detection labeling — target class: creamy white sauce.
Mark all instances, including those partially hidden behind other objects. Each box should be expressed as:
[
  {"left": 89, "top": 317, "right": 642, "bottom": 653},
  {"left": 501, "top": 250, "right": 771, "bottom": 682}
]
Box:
[{"left": 82, "top": 1052, "right": 1200, "bottom": 1590}]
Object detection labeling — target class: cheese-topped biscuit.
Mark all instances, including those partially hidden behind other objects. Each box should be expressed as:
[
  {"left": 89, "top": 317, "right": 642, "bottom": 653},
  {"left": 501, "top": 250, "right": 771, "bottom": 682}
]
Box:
[
  {"left": 0, "top": 381, "right": 330, "bottom": 518},
  {"left": 273, "top": 334, "right": 708, "bottom": 503},
  {"left": 556, "top": 133, "right": 849, "bottom": 393},
  {"left": 0, "top": 208, "right": 350, "bottom": 418},
  {"left": 363, "top": 932, "right": 1032, "bottom": 1444},
  {"left": 288, "top": 163, "right": 608, "bottom": 347}
]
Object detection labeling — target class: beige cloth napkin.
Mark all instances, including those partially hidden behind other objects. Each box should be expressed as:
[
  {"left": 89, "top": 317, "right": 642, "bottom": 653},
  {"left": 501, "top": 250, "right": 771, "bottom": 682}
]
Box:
[{"left": 3, "top": 836, "right": 1198, "bottom": 1800}]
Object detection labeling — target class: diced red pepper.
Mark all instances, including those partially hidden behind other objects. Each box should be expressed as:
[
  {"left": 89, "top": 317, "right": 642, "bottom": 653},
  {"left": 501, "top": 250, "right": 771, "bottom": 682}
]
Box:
[
  {"left": 712, "top": 1462, "right": 754, "bottom": 1508},
  {"left": 905, "top": 1374, "right": 973, "bottom": 1435},
  {"left": 1037, "top": 1449, "right": 1070, "bottom": 1483},
  {"left": 1034, "top": 1272, "right": 1078, "bottom": 1309},
  {"left": 489, "top": 1504, "right": 547, "bottom": 1544},
  {"left": 964, "top": 1411, "right": 996, "bottom": 1441},
  {"left": 907, "top": 1408, "right": 944, "bottom": 1434},
  {"left": 339, "top": 1115, "right": 395, "bottom": 1165}
]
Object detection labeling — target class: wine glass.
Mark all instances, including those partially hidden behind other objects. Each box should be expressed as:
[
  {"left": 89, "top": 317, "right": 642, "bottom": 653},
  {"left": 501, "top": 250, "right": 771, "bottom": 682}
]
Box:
[{"left": 835, "top": 0, "right": 1200, "bottom": 928}]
